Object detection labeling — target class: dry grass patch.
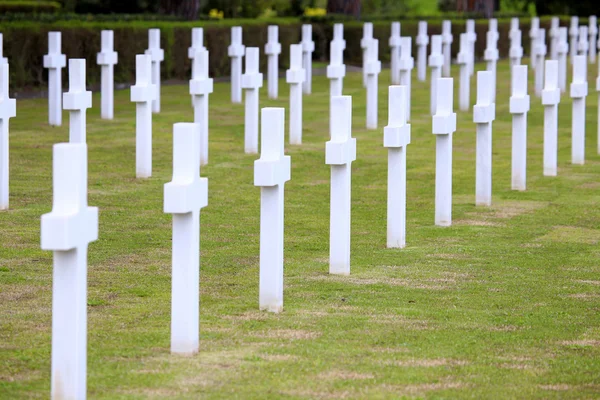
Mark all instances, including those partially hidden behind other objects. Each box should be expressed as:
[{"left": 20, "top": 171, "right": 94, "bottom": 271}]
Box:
[
  {"left": 539, "top": 226, "right": 600, "bottom": 245},
  {"left": 567, "top": 293, "right": 600, "bottom": 300},
  {"left": 320, "top": 370, "right": 375, "bottom": 381},
  {"left": 308, "top": 275, "right": 457, "bottom": 290},
  {"left": 253, "top": 329, "right": 321, "bottom": 340},
  {"left": 560, "top": 339, "right": 600, "bottom": 347},
  {"left": 454, "top": 219, "right": 505, "bottom": 227},
  {"left": 392, "top": 358, "right": 468, "bottom": 367}
]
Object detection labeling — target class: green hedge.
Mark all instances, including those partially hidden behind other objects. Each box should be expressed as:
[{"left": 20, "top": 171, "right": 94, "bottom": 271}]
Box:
[
  {"left": 0, "top": 1, "right": 61, "bottom": 13},
  {"left": 0, "top": 17, "right": 566, "bottom": 91}
]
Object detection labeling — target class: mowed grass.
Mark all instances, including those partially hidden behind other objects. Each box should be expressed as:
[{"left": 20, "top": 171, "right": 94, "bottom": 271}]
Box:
[{"left": 2, "top": 58, "right": 600, "bottom": 399}]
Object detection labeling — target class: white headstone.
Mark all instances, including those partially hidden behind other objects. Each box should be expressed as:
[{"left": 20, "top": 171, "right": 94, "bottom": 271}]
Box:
[
  {"left": 542, "top": 60, "right": 560, "bottom": 177},
  {"left": 578, "top": 26, "right": 589, "bottom": 56},
  {"left": 589, "top": 16, "right": 598, "bottom": 63},
  {"left": 433, "top": 78, "right": 457, "bottom": 226},
  {"left": 530, "top": 17, "right": 540, "bottom": 69},
  {"left": 557, "top": 27, "right": 569, "bottom": 92},
  {"left": 96, "top": 31, "right": 118, "bottom": 120},
  {"left": 549, "top": 17, "right": 560, "bottom": 60},
  {"left": 0, "top": 64, "right": 15, "bottom": 210},
  {"left": 510, "top": 29, "right": 523, "bottom": 67},
  {"left": 416, "top": 21, "right": 429, "bottom": 82},
  {"left": 534, "top": 29, "right": 547, "bottom": 97},
  {"left": 384, "top": 85, "right": 411, "bottom": 248},
  {"left": 286, "top": 44, "right": 305, "bottom": 145},
  {"left": 326, "top": 96, "right": 355, "bottom": 275},
  {"left": 441, "top": 20, "right": 453, "bottom": 77},
  {"left": 190, "top": 48, "right": 213, "bottom": 166},
  {"left": 399, "top": 37, "right": 414, "bottom": 121},
  {"left": 130, "top": 54, "right": 156, "bottom": 178},
  {"left": 473, "top": 71, "right": 496, "bottom": 206},
  {"left": 365, "top": 39, "right": 381, "bottom": 129},
  {"left": 241, "top": 47, "right": 263, "bottom": 153},
  {"left": 145, "top": 29, "right": 164, "bottom": 113},
  {"left": 484, "top": 29, "right": 499, "bottom": 102},
  {"left": 43, "top": 32, "right": 66, "bottom": 126},
  {"left": 255, "top": 107, "right": 290, "bottom": 313},
  {"left": 361, "top": 22, "right": 373, "bottom": 87},
  {"left": 457, "top": 33, "right": 471, "bottom": 111},
  {"left": 510, "top": 65, "right": 530, "bottom": 188},
  {"left": 164, "top": 122, "right": 208, "bottom": 355},
  {"left": 265, "top": 26, "right": 281, "bottom": 99},
  {"left": 63, "top": 59, "right": 92, "bottom": 144},
  {"left": 570, "top": 16, "right": 579, "bottom": 64},
  {"left": 228, "top": 26, "right": 245, "bottom": 104},
  {"left": 466, "top": 20, "right": 477, "bottom": 76},
  {"left": 301, "top": 24, "right": 315, "bottom": 95},
  {"left": 428, "top": 35, "right": 443, "bottom": 115},
  {"left": 389, "top": 22, "right": 401, "bottom": 85},
  {"left": 188, "top": 27, "right": 205, "bottom": 60},
  {"left": 41, "top": 142, "right": 98, "bottom": 400},
  {"left": 571, "top": 55, "right": 588, "bottom": 165}
]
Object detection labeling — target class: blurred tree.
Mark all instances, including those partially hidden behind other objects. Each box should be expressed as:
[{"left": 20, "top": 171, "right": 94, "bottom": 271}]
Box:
[
  {"left": 160, "top": 0, "right": 201, "bottom": 19},
  {"left": 327, "top": 0, "right": 361, "bottom": 17}
]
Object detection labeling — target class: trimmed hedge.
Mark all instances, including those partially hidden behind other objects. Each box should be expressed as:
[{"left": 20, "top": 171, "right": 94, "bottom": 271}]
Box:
[
  {"left": 0, "top": 1, "right": 61, "bottom": 13},
  {"left": 1, "top": 17, "right": 568, "bottom": 91}
]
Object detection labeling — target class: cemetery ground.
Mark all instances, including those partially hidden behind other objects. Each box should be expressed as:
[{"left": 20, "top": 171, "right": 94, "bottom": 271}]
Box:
[{"left": 2, "top": 59, "right": 600, "bottom": 399}]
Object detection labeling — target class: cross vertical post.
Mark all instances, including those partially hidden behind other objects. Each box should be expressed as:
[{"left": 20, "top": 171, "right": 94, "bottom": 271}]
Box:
[
  {"left": 41, "top": 143, "right": 98, "bottom": 400},
  {"left": 534, "top": 29, "right": 547, "bottom": 97},
  {"left": 241, "top": 48, "right": 263, "bottom": 153},
  {"left": 484, "top": 30, "right": 499, "bottom": 102},
  {"left": 63, "top": 59, "right": 92, "bottom": 144},
  {"left": 365, "top": 39, "right": 381, "bottom": 130},
  {"left": 429, "top": 35, "right": 443, "bottom": 115},
  {"left": 457, "top": 33, "right": 471, "bottom": 111},
  {"left": 188, "top": 28, "right": 205, "bottom": 60},
  {"left": 557, "top": 28, "right": 569, "bottom": 93},
  {"left": 432, "top": 78, "right": 457, "bottom": 226},
  {"left": 286, "top": 44, "right": 304, "bottom": 145},
  {"left": 389, "top": 22, "right": 401, "bottom": 85},
  {"left": 416, "top": 21, "right": 429, "bottom": 82},
  {"left": 384, "top": 86, "right": 411, "bottom": 248},
  {"left": 145, "top": 29, "right": 164, "bottom": 113},
  {"left": 569, "top": 16, "right": 579, "bottom": 64},
  {"left": 164, "top": 122, "right": 208, "bottom": 355},
  {"left": 43, "top": 32, "right": 66, "bottom": 126},
  {"left": 466, "top": 20, "right": 476, "bottom": 76},
  {"left": 265, "top": 25, "right": 281, "bottom": 99},
  {"left": 327, "top": 41, "right": 346, "bottom": 136},
  {"left": 254, "top": 108, "right": 290, "bottom": 313},
  {"left": 190, "top": 48, "right": 213, "bottom": 166},
  {"left": 510, "top": 29, "right": 523, "bottom": 69},
  {"left": 530, "top": 17, "right": 540, "bottom": 69},
  {"left": 96, "top": 30, "right": 118, "bottom": 120},
  {"left": 542, "top": 60, "right": 560, "bottom": 177},
  {"left": 549, "top": 17, "right": 560, "bottom": 60},
  {"left": 473, "top": 71, "right": 496, "bottom": 206},
  {"left": 361, "top": 22, "right": 373, "bottom": 87},
  {"left": 571, "top": 55, "right": 588, "bottom": 165},
  {"left": 589, "top": 16, "right": 597, "bottom": 63},
  {"left": 510, "top": 65, "right": 530, "bottom": 187},
  {"left": 228, "top": 27, "right": 245, "bottom": 104},
  {"left": 0, "top": 63, "right": 16, "bottom": 210},
  {"left": 441, "top": 20, "right": 453, "bottom": 77},
  {"left": 301, "top": 24, "right": 315, "bottom": 95},
  {"left": 130, "top": 54, "right": 156, "bottom": 178}
]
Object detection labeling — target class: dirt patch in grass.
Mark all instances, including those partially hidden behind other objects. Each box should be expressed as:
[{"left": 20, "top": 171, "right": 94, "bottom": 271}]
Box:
[
  {"left": 576, "top": 280, "right": 600, "bottom": 286},
  {"left": 308, "top": 275, "right": 457, "bottom": 290},
  {"left": 393, "top": 358, "right": 468, "bottom": 367},
  {"left": 260, "top": 354, "right": 300, "bottom": 362},
  {"left": 253, "top": 329, "right": 321, "bottom": 340},
  {"left": 560, "top": 339, "right": 600, "bottom": 347},
  {"left": 370, "top": 314, "right": 432, "bottom": 330},
  {"left": 320, "top": 370, "right": 375, "bottom": 380},
  {"left": 567, "top": 293, "right": 600, "bottom": 300},
  {"left": 454, "top": 219, "right": 505, "bottom": 227},
  {"left": 539, "top": 226, "right": 600, "bottom": 245}
]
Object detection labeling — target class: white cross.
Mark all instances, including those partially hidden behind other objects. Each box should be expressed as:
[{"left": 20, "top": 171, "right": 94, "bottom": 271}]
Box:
[
  {"left": 164, "top": 122, "right": 208, "bottom": 355},
  {"left": 130, "top": 54, "right": 156, "bottom": 178},
  {"left": 466, "top": 20, "right": 476, "bottom": 76},
  {"left": 416, "top": 21, "right": 429, "bottom": 82},
  {"left": 484, "top": 30, "right": 499, "bottom": 102},
  {"left": 509, "top": 18, "right": 519, "bottom": 41},
  {"left": 534, "top": 29, "right": 547, "bottom": 97},
  {"left": 488, "top": 18, "right": 499, "bottom": 42},
  {"left": 63, "top": 59, "right": 92, "bottom": 144},
  {"left": 429, "top": 35, "right": 443, "bottom": 115},
  {"left": 578, "top": 26, "right": 589, "bottom": 56},
  {"left": 384, "top": 85, "right": 411, "bottom": 248},
  {"left": 365, "top": 39, "right": 381, "bottom": 130},
  {"left": 569, "top": 16, "right": 579, "bottom": 64},
  {"left": 589, "top": 16, "right": 597, "bottom": 63},
  {"left": 190, "top": 48, "right": 213, "bottom": 167},
  {"left": 96, "top": 30, "right": 118, "bottom": 120},
  {"left": 41, "top": 142, "right": 98, "bottom": 400},
  {"left": 510, "top": 29, "right": 523, "bottom": 68},
  {"left": 549, "top": 17, "right": 560, "bottom": 60},
  {"left": 542, "top": 60, "right": 560, "bottom": 177},
  {"left": 390, "top": 22, "right": 401, "bottom": 85},
  {"left": 399, "top": 37, "right": 414, "bottom": 121},
  {"left": 228, "top": 26, "right": 245, "bottom": 104},
  {"left": 474, "top": 71, "right": 496, "bottom": 207},
  {"left": 530, "top": 17, "right": 540, "bottom": 69},
  {"left": 571, "top": 55, "right": 588, "bottom": 165},
  {"left": 441, "top": 20, "right": 453, "bottom": 77},
  {"left": 254, "top": 107, "right": 290, "bottom": 313},
  {"left": 596, "top": 43, "right": 600, "bottom": 154},
  {"left": 145, "top": 29, "right": 164, "bottom": 113},
  {"left": 286, "top": 44, "right": 304, "bottom": 145},
  {"left": 333, "top": 23, "right": 346, "bottom": 51},
  {"left": 264, "top": 25, "right": 281, "bottom": 99},
  {"left": 326, "top": 96, "right": 355, "bottom": 275},
  {"left": 432, "top": 78, "right": 457, "bottom": 227},
  {"left": 557, "top": 27, "right": 569, "bottom": 92},
  {"left": 241, "top": 47, "right": 263, "bottom": 153},
  {"left": 301, "top": 24, "right": 315, "bottom": 95},
  {"left": 361, "top": 22, "right": 373, "bottom": 87},
  {"left": 509, "top": 65, "right": 530, "bottom": 188},
  {"left": 0, "top": 63, "right": 16, "bottom": 210},
  {"left": 327, "top": 40, "right": 346, "bottom": 136},
  {"left": 457, "top": 33, "right": 471, "bottom": 111},
  {"left": 188, "top": 27, "right": 205, "bottom": 60},
  {"left": 43, "top": 32, "right": 66, "bottom": 126}
]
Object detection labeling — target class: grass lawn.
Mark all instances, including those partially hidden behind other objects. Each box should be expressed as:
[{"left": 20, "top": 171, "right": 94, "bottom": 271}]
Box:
[{"left": 1, "top": 58, "right": 600, "bottom": 399}]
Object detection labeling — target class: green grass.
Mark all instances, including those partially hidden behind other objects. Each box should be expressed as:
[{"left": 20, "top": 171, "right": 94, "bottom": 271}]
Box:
[{"left": 2, "top": 58, "right": 600, "bottom": 399}]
